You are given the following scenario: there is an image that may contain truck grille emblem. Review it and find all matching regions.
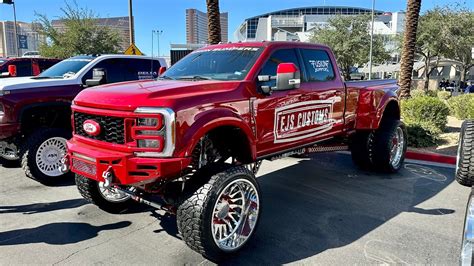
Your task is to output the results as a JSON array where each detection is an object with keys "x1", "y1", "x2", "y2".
[{"x1": 83, "y1": 119, "x2": 101, "y2": 136}]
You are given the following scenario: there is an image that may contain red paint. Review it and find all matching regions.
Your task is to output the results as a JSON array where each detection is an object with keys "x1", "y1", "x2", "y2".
[
  {"x1": 8, "y1": 65, "x2": 16, "y2": 77},
  {"x1": 406, "y1": 150, "x2": 456, "y2": 165},
  {"x1": 66, "y1": 41, "x2": 401, "y2": 186}
]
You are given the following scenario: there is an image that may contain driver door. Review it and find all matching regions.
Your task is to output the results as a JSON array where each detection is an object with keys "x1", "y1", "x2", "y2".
[{"x1": 254, "y1": 48, "x2": 304, "y2": 157}]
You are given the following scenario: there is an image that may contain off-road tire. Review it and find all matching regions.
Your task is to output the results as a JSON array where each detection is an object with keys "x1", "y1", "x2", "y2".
[
  {"x1": 177, "y1": 164, "x2": 261, "y2": 261},
  {"x1": 456, "y1": 120, "x2": 474, "y2": 186},
  {"x1": 350, "y1": 120, "x2": 407, "y2": 173},
  {"x1": 21, "y1": 128, "x2": 72, "y2": 184},
  {"x1": 350, "y1": 131, "x2": 375, "y2": 170},
  {"x1": 75, "y1": 174, "x2": 134, "y2": 214}
]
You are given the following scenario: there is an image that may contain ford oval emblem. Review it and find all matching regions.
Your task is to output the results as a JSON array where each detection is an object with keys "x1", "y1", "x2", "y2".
[{"x1": 83, "y1": 119, "x2": 101, "y2": 136}]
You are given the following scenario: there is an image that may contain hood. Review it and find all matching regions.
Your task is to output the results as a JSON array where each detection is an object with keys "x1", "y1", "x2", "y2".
[
  {"x1": 74, "y1": 79, "x2": 242, "y2": 111},
  {"x1": 0, "y1": 76, "x2": 77, "y2": 93}
]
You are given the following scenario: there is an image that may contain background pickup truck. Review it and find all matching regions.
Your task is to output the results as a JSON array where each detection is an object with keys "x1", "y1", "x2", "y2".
[
  {"x1": 0, "y1": 54, "x2": 167, "y2": 183},
  {"x1": 64, "y1": 41, "x2": 406, "y2": 261},
  {"x1": 0, "y1": 57, "x2": 61, "y2": 78}
]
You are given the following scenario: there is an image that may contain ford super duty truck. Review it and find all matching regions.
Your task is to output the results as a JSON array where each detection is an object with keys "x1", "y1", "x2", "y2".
[
  {"x1": 63, "y1": 42, "x2": 407, "y2": 261},
  {"x1": 0, "y1": 54, "x2": 167, "y2": 183}
]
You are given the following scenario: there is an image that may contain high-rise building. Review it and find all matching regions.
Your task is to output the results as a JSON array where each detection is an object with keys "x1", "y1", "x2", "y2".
[
  {"x1": 0, "y1": 21, "x2": 45, "y2": 57},
  {"x1": 186, "y1": 9, "x2": 228, "y2": 44},
  {"x1": 52, "y1": 16, "x2": 131, "y2": 52}
]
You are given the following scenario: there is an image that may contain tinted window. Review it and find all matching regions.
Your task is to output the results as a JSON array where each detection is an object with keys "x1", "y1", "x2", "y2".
[
  {"x1": 39, "y1": 58, "x2": 92, "y2": 78},
  {"x1": 259, "y1": 49, "x2": 301, "y2": 87},
  {"x1": 82, "y1": 58, "x2": 125, "y2": 84},
  {"x1": 123, "y1": 59, "x2": 161, "y2": 81},
  {"x1": 301, "y1": 49, "x2": 335, "y2": 82},
  {"x1": 165, "y1": 47, "x2": 262, "y2": 81},
  {"x1": 13, "y1": 59, "x2": 33, "y2": 76}
]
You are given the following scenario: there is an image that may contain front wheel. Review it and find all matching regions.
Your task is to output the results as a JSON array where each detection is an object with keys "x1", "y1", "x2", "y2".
[
  {"x1": 177, "y1": 165, "x2": 261, "y2": 261},
  {"x1": 75, "y1": 174, "x2": 135, "y2": 213},
  {"x1": 456, "y1": 120, "x2": 474, "y2": 186},
  {"x1": 21, "y1": 128, "x2": 72, "y2": 184}
]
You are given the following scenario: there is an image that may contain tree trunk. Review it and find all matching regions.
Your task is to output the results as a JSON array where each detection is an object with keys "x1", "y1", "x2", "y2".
[
  {"x1": 399, "y1": 0, "x2": 422, "y2": 99},
  {"x1": 206, "y1": 0, "x2": 221, "y2": 45},
  {"x1": 423, "y1": 53, "x2": 429, "y2": 91}
]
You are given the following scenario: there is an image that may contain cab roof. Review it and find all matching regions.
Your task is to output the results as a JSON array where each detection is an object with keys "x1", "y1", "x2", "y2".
[{"x1": 198, "y1": 41, "x2": 331, "y2": 51}]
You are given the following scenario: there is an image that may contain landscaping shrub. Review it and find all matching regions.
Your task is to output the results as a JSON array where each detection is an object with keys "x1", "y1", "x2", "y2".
[
  {"x1": 437, "y1": 91, "x2": 451, "y2": 101},
  {"x1": 401, "y1": 96, "x2": 449, "y2": 147},
  {"x1": 410, "y1": 89, "x2": 426, "y2": 98},
  {"x1": 447, "y1": 94, "x2": 474, "y2": 120},
  {"x1": 401, "y1": 96, "x2": 450, "y2": 131}
]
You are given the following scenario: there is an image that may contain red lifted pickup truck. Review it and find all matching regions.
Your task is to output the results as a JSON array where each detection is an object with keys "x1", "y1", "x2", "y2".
[{"x1": 64, "y1": 42, "x2": 406, "y2": 260}]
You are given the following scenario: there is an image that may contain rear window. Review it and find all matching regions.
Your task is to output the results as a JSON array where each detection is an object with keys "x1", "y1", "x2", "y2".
[{"x1": 301, "y1": 49, "x2": 335, "y2": 82}]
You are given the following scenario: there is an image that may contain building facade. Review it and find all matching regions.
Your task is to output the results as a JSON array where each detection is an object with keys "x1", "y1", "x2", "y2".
[
  {"x1": 186, "y1": 8, "x2": 228, "y2": 44},
  {"x1": 235, "y1": 6, "x2": 404, "y2": 42},
  {"x1": 0, "y1": 21, "x2": 45, "y2": 57},
  {"x1": 52, "y1": 16, "x2": 131, "y2": 52}
]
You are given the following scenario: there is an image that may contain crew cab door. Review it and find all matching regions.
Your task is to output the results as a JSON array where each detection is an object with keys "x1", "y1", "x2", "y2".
[
  {"x1": 296, "y1": 48, "x2": 346, "y2": 139},
  {"x1": 254, "y1": 48, "x2": 304, "y2": 157}
]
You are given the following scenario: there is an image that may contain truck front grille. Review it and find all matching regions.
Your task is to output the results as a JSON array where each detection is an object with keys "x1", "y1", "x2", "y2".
[{"x1": 74, "y1": 112, "x2": 125, "y2": 144}]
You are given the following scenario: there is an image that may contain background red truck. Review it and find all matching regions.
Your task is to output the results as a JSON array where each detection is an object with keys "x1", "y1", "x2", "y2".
[
  {"x1": 0, "y1": 57, "x2": 61, "y2": 78},
  {"x1": 64, "y1": 41, "x2": 407, "y2": 261}
]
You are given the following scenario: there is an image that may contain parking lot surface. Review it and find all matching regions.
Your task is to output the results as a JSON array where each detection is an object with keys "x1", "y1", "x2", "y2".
[{"x1": 0, "y1": 153, "x2": 469, "y2": 265}]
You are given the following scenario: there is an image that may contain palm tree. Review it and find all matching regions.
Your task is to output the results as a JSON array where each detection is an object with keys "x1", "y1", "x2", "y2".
[
  {"x1": 206, "y1": 0, "x2": 221, "y2": 45},
  {"x1": 399, "y1": 0, "x2": 422, "y2": 99}
]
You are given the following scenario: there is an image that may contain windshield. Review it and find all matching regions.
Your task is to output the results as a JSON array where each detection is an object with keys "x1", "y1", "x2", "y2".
[
  {"x1": 0, "y1": 60, "x2": 6, "y2": 65},
  {"x1": 38, "y1": 58, "x2": 93, "y2": 78},
  {"x1": 164, "y1": 47, "x2": 262, "y2": 81}
]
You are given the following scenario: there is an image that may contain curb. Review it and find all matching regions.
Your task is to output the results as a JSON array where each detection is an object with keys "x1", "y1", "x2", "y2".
[{"x1": 406, "y1": 149, "x2": 456, "y2": 165}]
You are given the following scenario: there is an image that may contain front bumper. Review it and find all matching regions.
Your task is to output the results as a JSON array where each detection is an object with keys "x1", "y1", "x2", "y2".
[
  {"x1": 66, "y1": 138, "x2": 191, "y2": 185},
  {"x1": 0, "y1": 123, "x2": 20, "y2": 139}
]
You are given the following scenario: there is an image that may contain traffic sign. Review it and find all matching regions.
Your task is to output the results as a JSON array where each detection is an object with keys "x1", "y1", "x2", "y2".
[{"x1": 124, "y1": 43, "x2": 143, "y2": 55}]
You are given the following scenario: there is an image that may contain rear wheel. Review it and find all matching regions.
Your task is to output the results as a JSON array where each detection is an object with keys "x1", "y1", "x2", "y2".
[
  {"x1": 177, "y1": 165, "x2": 261, "y2": 261},
  {"x1": 456, "y1": 120, "x2": 474, "y2": 186},
  {"x1": 21, "y1": 128, "x2": 72, "y2": 184},
  {"x1": 75, "y1": 174, "x2": 134, "y2": 213}
]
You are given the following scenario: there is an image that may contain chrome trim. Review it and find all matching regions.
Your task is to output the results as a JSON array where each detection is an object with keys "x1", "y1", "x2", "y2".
[{"x1": 134, "y1": 107, "x2": 176, "y2": 157}]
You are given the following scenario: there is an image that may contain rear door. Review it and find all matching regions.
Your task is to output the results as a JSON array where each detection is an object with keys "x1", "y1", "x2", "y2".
[
  {"x1": 297, "y1": 48, "x2": 346, "y2": 139},
  {"x1": 122, "y1": 58, "x2": 161, "y2": 81}
]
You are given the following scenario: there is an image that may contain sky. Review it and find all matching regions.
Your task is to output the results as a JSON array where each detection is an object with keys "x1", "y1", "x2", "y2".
[{"x1": 0, "y1": 0, "x2": 472, "y2": 56}]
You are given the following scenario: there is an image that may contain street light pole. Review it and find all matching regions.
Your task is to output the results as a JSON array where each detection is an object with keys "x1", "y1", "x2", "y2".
[
  {"x1": 368, "y1": 0, "x2": 375, "y2": 80},
  {"x1": 155, "y1": 30, "x2": 163, "y2": 57},
  {"x1": 128, "y1": 0, "x2": 135, "y2": 44},
  {"x1": 12, "y1": 1, "x2": 19, "y2": 57}
]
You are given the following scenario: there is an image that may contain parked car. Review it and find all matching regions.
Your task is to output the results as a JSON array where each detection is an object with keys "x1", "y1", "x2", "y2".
[
  {"x1": 62, "y1": 42, "x2": 406, "y2": 261},
  {"x1": 0, "y1": 54, "x2": 167, "y2": 183},
  {"x1": 0, "y1": 57, "x2": 61, "y2": 78},
  {"x1": 22, "y1": 51, "x2": 41, "y2": 58}
]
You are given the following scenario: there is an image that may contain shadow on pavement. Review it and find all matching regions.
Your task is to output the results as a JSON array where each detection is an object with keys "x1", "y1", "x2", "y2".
[
  {"x1": 0, "y1": 221, "x2": 131, "y2": 245},
  {"x1": 220, "y1": 153, "x2": 455, "y2": 265},
  {"x1": 0, "y1": 199, "x2": 87, "y2": 214}
]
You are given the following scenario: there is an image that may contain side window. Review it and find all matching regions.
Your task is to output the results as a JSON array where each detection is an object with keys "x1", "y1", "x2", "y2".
[
  {"x1": 301, "y1": 49, "x2": 335, "y2": 82},
  {"x1": 14, "y1": 60, "x2": 32, "y2": 76},
  {"x1": 123, "y1": 59, "x2": 161, "y2": 81},
  {"x1": 82, "y1": 59, "x2": 125, "y2": 84},
  {"x1": 259, "y1": 49, "x2": 300, "y2": 87}
]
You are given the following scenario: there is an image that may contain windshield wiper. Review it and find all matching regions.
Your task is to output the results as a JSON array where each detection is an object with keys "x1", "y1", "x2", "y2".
[
  {"x1": 31, "y1": 76, "x2": 62, "y2": 79},
  {"x1": 176, "y1": 75, "x2": 211, "y2": 81},
  {"x1": 158, "y1": 75, "x2": 175, "y2": 80}
]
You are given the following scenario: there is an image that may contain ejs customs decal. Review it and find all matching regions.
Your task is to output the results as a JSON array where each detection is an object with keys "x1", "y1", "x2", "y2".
[{"x1": 274, "y1": 100, "x2": 336, "y2": 143}]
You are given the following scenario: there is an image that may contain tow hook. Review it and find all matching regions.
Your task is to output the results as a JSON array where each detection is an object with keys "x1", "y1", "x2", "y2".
[
  {"x1": 59, "y1": 155, "x2": 70, "y2": 173},
  {"x1": 102, "y1": 166, "x2": 113, "y2": 188}
]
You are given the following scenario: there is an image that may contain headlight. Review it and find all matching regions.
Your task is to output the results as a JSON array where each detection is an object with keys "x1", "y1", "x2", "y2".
[
  {"x1": 461, "y1": 188, "x2": 474, "y2": 265},
  {"x1": 133, "y1": 107, "x2": 175, "y2": 157}
]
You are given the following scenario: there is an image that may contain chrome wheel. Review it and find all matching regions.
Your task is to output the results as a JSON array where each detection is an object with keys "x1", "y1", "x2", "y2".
[
  {"x1": 389, "y1": 127, "x2": 405, "y2": 168},
  {"x1": 35, "y1": 137, "x2": 67, "y2": 177},
  {"x1": 97, "y1": 182, "x2": 131, "y2": 202},
  {"x1": 461, "y1": 191, "x2": 474, "y2": 265},
  {"x1": 211, "y1": 178, "x2": 260, "y2": 251}
]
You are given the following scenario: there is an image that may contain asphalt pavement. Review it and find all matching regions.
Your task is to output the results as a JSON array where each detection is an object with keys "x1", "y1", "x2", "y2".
[{"x1": 0, "y1": 153, "x2": 469, "y2": 265}]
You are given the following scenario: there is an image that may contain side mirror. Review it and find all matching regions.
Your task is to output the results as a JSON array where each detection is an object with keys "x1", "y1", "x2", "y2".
[
  {"x1": 275, "y1": 63, "x2": 300, "y2": 91},
  {"x1": 158, "y1": 66, "x2": 167, "y2": 76},
  {"x1": 85, "y1": 68, "x2": 107, "y2": 87}
]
